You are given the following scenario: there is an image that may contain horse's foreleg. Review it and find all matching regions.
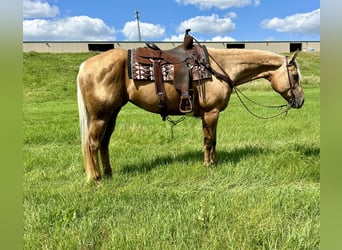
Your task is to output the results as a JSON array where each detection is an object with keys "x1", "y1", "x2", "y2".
[
  {"x1": 100, "y1": 109, "x2": 121, "y2": 177},
  {"x1": 202, "y1": 109, "x2": 219, "y2": 166}
]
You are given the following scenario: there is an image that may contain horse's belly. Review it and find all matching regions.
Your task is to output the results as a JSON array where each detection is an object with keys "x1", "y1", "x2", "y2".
[{"x1": 127, "y1": 81, "x2": 182, "y2": 114}]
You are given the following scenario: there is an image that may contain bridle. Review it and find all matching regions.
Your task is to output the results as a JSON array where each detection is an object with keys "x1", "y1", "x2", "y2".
[{"x1": 285, "y1": 55, "x2": 299, "y2": 109}]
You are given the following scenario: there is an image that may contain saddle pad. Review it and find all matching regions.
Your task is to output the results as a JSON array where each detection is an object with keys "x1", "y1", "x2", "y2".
[
  {"x1": 128, "y1": 49, "x2": 174, "y2": 81},
  {"x1": 128, "y1": 48, "x2": 211, "y2": 81}
]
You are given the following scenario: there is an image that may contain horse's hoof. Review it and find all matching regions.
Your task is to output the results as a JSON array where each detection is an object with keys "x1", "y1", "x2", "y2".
[
  {"x1": 104, "y1": 169, "x2": 113, "y2": 178},
  {"x1": 203, "y1": 162, "x2": 211, "y2": 168},
  {"x1": 203, "y1": 161, "x2": 217, "y2": 168},
  {"x1": 211, "y1": 160, "x2": 218, "y2": 167},
  {"x1": 86, "y1": 175, "x2": 102, "y2": 185}
]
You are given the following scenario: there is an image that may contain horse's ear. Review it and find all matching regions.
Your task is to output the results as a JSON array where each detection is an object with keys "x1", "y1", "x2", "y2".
[{"x1": 289, "y1": 49, "x2": 300, "y2": 62}]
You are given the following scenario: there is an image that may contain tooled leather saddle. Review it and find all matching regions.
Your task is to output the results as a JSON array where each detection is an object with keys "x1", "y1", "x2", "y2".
[{"x1": 128, "y1": 29, "x2": 211, "y2": 120}]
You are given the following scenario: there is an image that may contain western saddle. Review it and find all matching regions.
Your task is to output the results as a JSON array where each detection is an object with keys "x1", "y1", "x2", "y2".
[{"x1": 134, "y1": 29, "x2": 208, "y2": 120}]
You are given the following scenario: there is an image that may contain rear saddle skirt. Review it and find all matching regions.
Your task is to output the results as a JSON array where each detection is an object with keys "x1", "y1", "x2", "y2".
[{"x1": 127, "y1": 35, "x2": 211, "y2": 119}]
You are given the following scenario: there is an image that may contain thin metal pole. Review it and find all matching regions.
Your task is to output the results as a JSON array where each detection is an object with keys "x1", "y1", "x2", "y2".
[{"x1": 135, "y1": 10, "x2": 142, "y2": 41}]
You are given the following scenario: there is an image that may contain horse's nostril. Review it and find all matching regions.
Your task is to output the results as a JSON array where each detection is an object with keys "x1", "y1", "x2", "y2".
[{"x1": 293, "y1": 98, "x2": 304, "y2": 108}]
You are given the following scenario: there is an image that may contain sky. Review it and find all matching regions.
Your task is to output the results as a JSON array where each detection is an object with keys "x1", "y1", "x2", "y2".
[{"x1": 23, "y1": 0, "x2": 320, "y2": 42}]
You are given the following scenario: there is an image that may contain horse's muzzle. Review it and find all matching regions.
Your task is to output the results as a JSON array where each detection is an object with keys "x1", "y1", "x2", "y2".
[{"x1": 290, "y1": 96, "x2": 304, "y2": 109}]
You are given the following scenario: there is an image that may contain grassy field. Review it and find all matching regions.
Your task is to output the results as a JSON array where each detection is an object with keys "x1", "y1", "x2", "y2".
[{"x1": 23, "y1": 51, "x2": 320, "y2": 249}]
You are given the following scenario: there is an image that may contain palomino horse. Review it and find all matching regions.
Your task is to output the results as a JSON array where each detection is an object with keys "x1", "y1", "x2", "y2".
[{"x1": 77, "y1": 47, "x2": 304, "y2": 182}]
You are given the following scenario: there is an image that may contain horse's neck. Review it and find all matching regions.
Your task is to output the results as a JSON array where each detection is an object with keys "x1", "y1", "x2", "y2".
[{"x1": 208, "y1": 48, "x2": 284, "y2": 85}]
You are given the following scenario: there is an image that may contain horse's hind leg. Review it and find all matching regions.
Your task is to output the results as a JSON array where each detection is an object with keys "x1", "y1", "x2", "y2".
[
  {"x1": 100, "y1": 109, "x2": 121, "y2": 177},
  {"x1": 86, "y1": 119, "x2": 107, "y2": 181}
]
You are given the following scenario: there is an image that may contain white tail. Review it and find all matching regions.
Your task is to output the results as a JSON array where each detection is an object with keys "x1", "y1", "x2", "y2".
[{"x1": 77, "y1": 63, "x2": 89, "y2": 157}]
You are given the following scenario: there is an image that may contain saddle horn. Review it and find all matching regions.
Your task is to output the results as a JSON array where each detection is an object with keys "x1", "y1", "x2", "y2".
[{"x1": 183, "y1": 29, "x2": 193, "y2": 50}]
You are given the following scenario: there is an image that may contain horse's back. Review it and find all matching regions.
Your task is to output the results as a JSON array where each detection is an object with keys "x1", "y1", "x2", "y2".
[{"x1": 79, "y1": 48, "x2": 128, "y2": 77}]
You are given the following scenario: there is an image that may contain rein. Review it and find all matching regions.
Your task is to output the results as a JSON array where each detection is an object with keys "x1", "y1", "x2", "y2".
[
  {"x1": 233, "y1": 87, "x2": 291, "y2": 119},
  {"x1": 192, "y1": 36, "x2": 292, "y2": 119}
]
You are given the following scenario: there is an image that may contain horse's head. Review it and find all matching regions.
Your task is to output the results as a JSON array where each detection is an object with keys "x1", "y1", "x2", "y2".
[{"x1": 270, "y1": 50, "x2": 304, "y2": 109}]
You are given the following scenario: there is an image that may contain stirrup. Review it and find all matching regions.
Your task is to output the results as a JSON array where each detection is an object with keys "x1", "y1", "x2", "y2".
[{"x1": 179, "y1": 94, "x2": 193, "y2": 113}]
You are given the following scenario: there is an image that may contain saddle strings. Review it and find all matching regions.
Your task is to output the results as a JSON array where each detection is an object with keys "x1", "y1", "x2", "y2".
[{"x1": 191, "y1": 34, "x2": 291, "y2": 120}]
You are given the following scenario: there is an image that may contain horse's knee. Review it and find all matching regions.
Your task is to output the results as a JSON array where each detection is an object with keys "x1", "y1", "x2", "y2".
[
  {"x1": 203, "y1": 136, "x2": 211, "y2": 147},
  {"x1": 204, "y1": 137, "x2": 216, "y2": 148}
]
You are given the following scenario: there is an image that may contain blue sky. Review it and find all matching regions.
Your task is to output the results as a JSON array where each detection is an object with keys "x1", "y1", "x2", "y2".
[{"x1": 23, "y1": 0, "x2": 320, "y2": 42}]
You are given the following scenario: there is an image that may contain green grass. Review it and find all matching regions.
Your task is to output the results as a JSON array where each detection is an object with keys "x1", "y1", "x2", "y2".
[{"x1": 23, "y1": 52, "x2": 320, "y2": 249}]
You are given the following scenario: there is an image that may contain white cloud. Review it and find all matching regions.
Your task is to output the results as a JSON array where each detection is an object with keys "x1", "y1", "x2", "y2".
[
  {"x1": 164, "y1": 33, "x2": 236, "y2": 42},
  {"x1": 175, "y1": 0, "x2": 260, "y2": 10},
  {"x1": 265, "y1": 37, "x2": 276, "y2": 41},
  {"x1": 23, "y1": 0, "x2": 60, "y2": 19},
  {"x1": 177, "y1": 14, "x2": 235, "y2": 35},
  {"x1": 227, "y1": 12, "x2": 238, "y2": 19},
  {"x1": 260, "y1": 9, "x2": 320, "y2": 35},
  {"x1": 164, "y1": 34, "x2": 185, "y2": 41},
  {"x1": 210, "y1": 35, "x2": 236, "y2": 41},
  {"x1": 23, "y1": 16, "x2": 116, "y2": 41},
  {"x1": 122, "y1": 21, "x2": 165, "y2": 40}
]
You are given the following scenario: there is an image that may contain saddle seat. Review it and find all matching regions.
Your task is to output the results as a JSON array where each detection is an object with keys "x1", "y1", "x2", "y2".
[
  {"x1": 139, "y1": 28, "x2": 194, "y2": 65},
  {"x1": 135, "y1": 44, "x2": 192, "y2": 65}
]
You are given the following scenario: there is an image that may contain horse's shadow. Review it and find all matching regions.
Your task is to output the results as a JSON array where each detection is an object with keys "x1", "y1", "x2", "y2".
[
  {"x1": 293, "y1": 143, "x2": 320, "y2": 157},
  {"x1": 119, "y1": 145, "x2": 266, "y2": 175}
]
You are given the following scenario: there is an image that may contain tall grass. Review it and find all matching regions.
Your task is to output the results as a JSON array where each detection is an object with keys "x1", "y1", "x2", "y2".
[{"x1": 23, "y1": 51, "x2": 320, "y2": 249}]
